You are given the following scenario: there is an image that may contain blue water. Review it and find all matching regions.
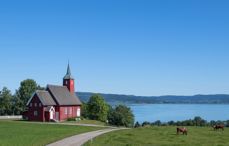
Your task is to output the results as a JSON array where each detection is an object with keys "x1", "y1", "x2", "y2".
[{"x1": 129, "y1": 104, "x2": 229, "y2": 123}]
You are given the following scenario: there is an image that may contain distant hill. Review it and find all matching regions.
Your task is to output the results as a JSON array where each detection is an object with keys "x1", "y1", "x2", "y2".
[{"x1": 76, "y1": 92, "x2": 229, "y2": 105}]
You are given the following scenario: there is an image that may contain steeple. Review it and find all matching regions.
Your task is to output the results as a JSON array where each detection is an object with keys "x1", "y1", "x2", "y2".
[
  {"x1": 63, "y1": 63, "x2": 75, "y2": 94},
  {"x1": 63, "y1": 62, "x2": 74, "y2": 80}
]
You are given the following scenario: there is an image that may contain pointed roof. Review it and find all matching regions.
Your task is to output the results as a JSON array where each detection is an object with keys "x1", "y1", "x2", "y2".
[
  {"x1": 26, "y1": 90, "x2": 56, "y2": 106},
  {"x1": 47, "y1": 85, "x2": 81, "y2": 105},
  {"x1": 63, "y1": 63, "x2": 74, "y2": 80},
  {"x1": 26, "y1": 85, "x2": 82, "y2": 106}
]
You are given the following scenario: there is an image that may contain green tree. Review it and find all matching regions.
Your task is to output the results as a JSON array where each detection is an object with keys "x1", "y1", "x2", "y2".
[
  {"x1": 134, "y1": 122, "x2": 141, "y2": 128},
  {"x1": 81, "y1": 102, "x2": 89, "y2": 119},
  {"x1": 87, "y1": 94, "x2": 109, "y2": 122},
  {"x1": 108, "y1": 105, "x2": 134, "y2": 127},
  {"x1": 193, "y1": 117, "x2": 207, "y2": 126},
  {"x1": 0, "y1": 87, "x2": 13, "y2": 115},
  {"x1": 14, "y1": 79, "x2": 39, "y2": 114},
  {"x1": 154, "y1": 120, "x2": 162, "y2": 126},
  {"x1": 142, "y1": 121, "x2": 151, "y2": 127}
]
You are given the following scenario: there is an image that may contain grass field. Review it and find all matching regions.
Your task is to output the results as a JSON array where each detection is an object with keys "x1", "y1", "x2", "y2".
[
  {"x1": 84, "y1": 126, "x2": 229, "y2": 146},
  {"x1": 0, "y1": 120, "x2": 103, "y2": 146},
  {"x1": 64, "y1": 119, "x2": 107, "y2": 126}
]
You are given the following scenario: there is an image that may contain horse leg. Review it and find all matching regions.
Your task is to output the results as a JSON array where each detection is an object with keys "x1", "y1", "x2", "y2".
[{"x1": 177, "y1": 129, "x2": 179, "y2": 135}]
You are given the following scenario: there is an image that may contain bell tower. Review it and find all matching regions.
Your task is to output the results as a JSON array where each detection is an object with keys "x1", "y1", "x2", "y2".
[{"x1": 63, "y1": 63, "x2": 75, "y2": 94}]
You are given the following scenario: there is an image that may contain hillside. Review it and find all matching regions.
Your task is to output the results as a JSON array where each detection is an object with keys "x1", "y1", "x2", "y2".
[{"x1": 76, "y1": 92, "x2": 229, "y2": 105}]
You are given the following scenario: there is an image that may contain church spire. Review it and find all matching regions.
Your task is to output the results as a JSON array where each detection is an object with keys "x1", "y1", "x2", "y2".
[
  {"x1": 67, "y1": 62, "x2": 71, "y2": 75},
  {"x1": 63, "y1": 62, "x2": 75, "y2": 93},
  {"x1": 63, "y1": 62, "x2": 74, "y2": 80}
]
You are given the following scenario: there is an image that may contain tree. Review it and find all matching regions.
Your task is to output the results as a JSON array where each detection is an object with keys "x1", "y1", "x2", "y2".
[
  {"x1": 14, "y1": 79, "x2": 39, "y2": 114},
  {"x1": 87, "y1": 94, "x2": 109, "y2": 122},
  {"x1": 226, "y1": 120, "x2": 229, "y2": 127},
  {"x1": 142, "y1": 121, "x2": 151, "y2": 127},
  {"x1": 108, "y1": 105, "x2": 135, "y2": 127},
  {"x1": 0, "y1": 87, "x2": 13, "y2": 115},
  {"x1": 210, "y1": 120, "x2": 217, "y2": 126},
  {"x1": 81, "y1": 102, "x2": 89, "y2": 119},
  {"x1": 134, "y1": 122, "x2": 141, "y2": 128},
  {"x1": 194, "y1": 116, "x2": 202, "y2": 126},
  {"x1": 193, "y1": 116, "x2": 207, "y2": 126},
  {"x1": 168, "y1": 121, "x2": 175, "y2": 126},
  {"x1": 154, "y1": 120, "x2": 162, "y2": 126}
]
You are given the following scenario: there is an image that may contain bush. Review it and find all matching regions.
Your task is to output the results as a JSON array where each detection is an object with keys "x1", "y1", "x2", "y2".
[
  {"x1": 81, "y1": 102, "x2": 89, "y2": 119},
  {"x1": 142, "y1": 121, "x2": 151, "y2": 127},
  {"x1": 108, "y1": 105, "x2": 134, "y2": 127},
  {"x1": 87, "y1": 94, "x2": 109, "y2": 122},
  {"x1": 134, "y1": 122, "x2": 141, "y2": 128},
  {"x1": 67, "y1": 117, "x2": 76, "y2": 121}
]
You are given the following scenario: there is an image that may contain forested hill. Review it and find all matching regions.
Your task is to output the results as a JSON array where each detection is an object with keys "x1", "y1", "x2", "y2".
[{"x1": 76, "y1": 92, "x2": 229, "y2": 105}]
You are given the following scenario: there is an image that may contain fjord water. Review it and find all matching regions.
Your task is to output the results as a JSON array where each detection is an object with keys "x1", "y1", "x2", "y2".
[{"x1": 130, "y1": 104, "x2": 229, "y2": 123}]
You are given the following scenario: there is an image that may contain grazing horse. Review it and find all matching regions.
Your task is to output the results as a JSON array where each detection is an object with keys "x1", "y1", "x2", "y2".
[
  {"x1": 213, "y1": 125, "x2": 224, "y2": 131},
  {"x1": 177, "y1": 127, "x2": 188, "y2": 135}
]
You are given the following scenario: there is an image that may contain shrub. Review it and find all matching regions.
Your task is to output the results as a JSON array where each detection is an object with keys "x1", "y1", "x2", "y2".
[
  {"x1": 134, "y1": 122, "x2": 141, "y2": 128},
  {"x1": 67, "y1": 117, "x2": 76, "y2": 121},
  {"x1": 87, "y1": 94, "x2": 109, "y2": 122},
  {"x1": 142, "y1": 121, "x2": 151, "y2": 127},
  {"x1": 108, "y1": 105, "x2": 134, "y2": 127}
]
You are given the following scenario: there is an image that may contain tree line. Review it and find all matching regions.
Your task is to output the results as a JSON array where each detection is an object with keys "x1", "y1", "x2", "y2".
[
  {"x1": 135, "y1": 116, "x2": 229, "y2": 128},
  {"x1": 0, "y1": 79, "x2": 44, "y2": 115}
]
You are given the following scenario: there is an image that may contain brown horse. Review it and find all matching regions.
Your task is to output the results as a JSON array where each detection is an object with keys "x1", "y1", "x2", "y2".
[
  {"x1": 177, "y1": 127, "x2": 188, "y2": 135},
  {"x1": 213, "y1": 125, "x2": 224, "y2": 131}
]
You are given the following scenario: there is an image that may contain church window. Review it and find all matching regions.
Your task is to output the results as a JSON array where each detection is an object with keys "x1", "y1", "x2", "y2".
[{"x1": 34, "y1": 111, "x2": 38, "y2": 116}]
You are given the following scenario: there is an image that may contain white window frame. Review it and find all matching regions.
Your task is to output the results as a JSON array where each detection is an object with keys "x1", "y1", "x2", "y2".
[
  {"x1": 34, "y1": 103, "x2": 37, "y2": 107},
  {"x1": 34, "y1": 111, "x2": 38, "y2": 116},
  {"x1": 77, "y1": 108, "x2": 81, "y2": 117},
  {"x1": 30, "y1": 103, "x2": 32, "y2": 107},
  {"x1": 39, "y1": 103, "x2": 42, "y2": 107}
]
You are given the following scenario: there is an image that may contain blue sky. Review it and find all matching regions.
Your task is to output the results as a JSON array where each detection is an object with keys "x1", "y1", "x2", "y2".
[{"x1": 0, "y1": 0, "x2": 229, "y2": 96}]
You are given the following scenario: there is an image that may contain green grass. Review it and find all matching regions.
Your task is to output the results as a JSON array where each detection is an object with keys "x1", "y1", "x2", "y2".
[
  {"x1": 0, "y1": 120, "x2": 104, "y2": 146},
  {"x1": 84, "y1": 126, "x2": 229, "y2": 146},
  {"x1": 65, "y1": 119, "x2": 107, "y2": 126}
]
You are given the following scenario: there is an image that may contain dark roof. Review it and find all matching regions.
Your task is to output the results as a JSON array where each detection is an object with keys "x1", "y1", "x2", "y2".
[
  {"x1": 36, "y1": 91, "x2": 56, "y2": 106},
  {"x1": 44, "y1": 106, "x2": 55, "y2": 112},
  {"x1": 63, "y1": 63, "x2": 74, "y2": 80},
  {"x1": 47, "y1": 85, "x2": 82, "y2": 106}
]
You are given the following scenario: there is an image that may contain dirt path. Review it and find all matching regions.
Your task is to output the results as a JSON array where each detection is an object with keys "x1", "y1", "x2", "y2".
[{"x1": 46, "y1": 128, "x2": 126, "y2": 146}]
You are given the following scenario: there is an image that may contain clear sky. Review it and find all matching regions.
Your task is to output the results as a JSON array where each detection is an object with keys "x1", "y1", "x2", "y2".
[{"x1": 0, "y1": 0, "x2": 229, "y2": 96}]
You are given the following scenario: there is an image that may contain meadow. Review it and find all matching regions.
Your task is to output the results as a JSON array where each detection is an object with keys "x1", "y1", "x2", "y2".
[
  {"x1": 84, "y1": 126, "x2": 229, "y2": 146},
  {"x1": 0, "y1": 120, "x2": 103, "y2": 146}
]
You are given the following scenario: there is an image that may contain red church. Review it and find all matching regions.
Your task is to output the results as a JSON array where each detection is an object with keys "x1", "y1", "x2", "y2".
[{"x1": 25, "y1": 64, "x2": 82, "y2": 122}]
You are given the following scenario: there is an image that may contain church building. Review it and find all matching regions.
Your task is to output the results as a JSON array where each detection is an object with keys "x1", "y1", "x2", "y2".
[{"x1": 25, "y1": 64, "x2": 82, "y2": 122}]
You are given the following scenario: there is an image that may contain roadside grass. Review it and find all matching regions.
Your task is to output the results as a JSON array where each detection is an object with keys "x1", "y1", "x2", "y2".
[
  {"x1": 64, "y1": 119, "x2": 107, "y2": 126},
  {"x1": 0, "y1": 120, "x2": 104, "y2": 146},
  {"x1": 84, "y1": 126, "x2": 229, "y2": 146}
]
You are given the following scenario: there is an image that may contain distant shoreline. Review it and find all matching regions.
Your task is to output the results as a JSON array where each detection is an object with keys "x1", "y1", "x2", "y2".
[{"x1": 77, "y1": 92, "x2": 229, "y2": 105}]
